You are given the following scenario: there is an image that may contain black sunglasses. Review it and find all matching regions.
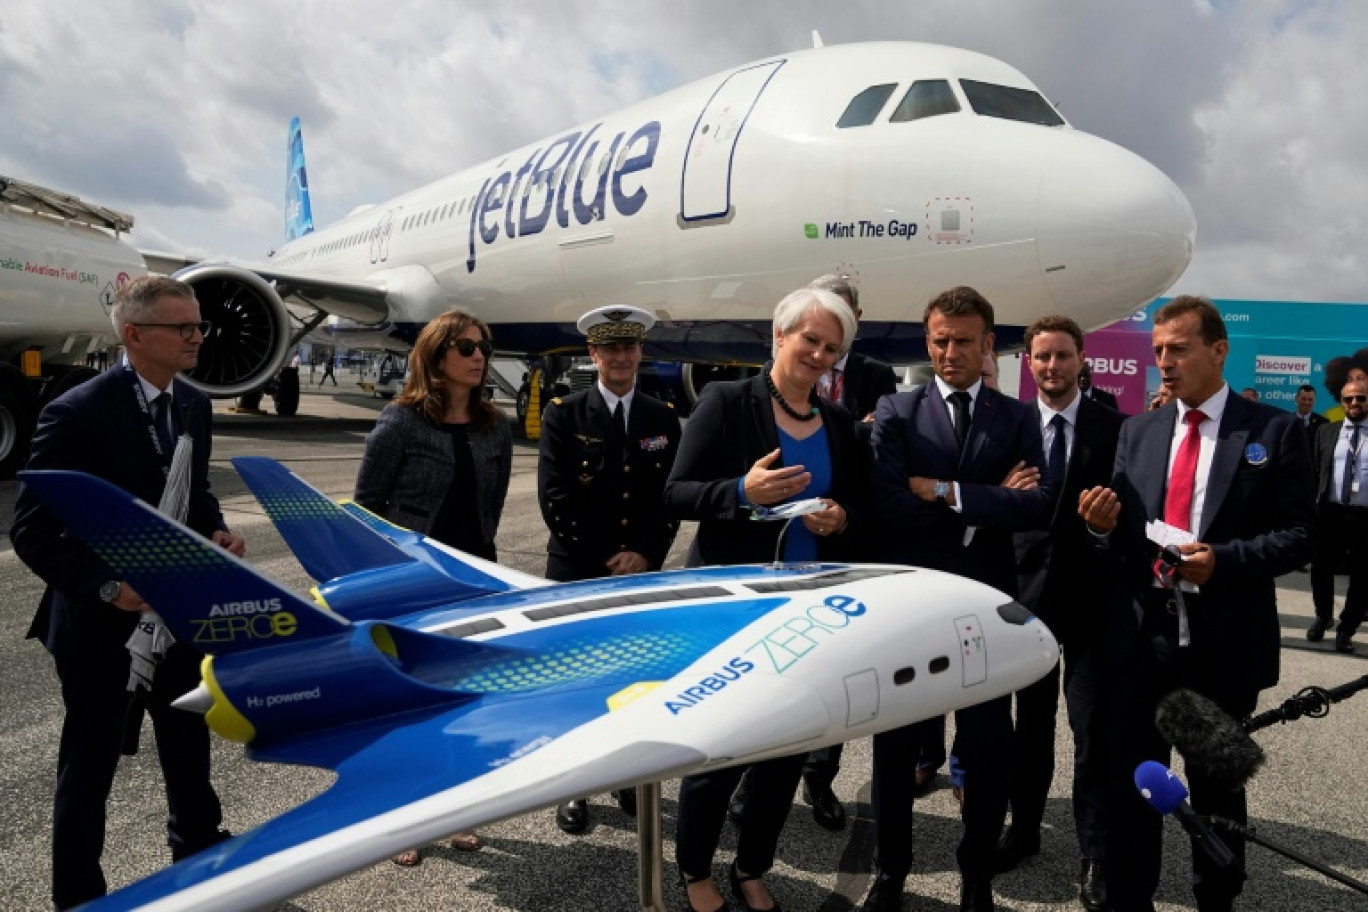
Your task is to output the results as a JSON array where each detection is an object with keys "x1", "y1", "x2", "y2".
[
  {"x1": 446, "y1": 337, "x2": 492, "y2": 358},
  {"x1": 131, "y1": 320, "x2": 212, "y2": 341},
  {"x1": 1344, "y1": 395, "x2": 1367, "y2": 404}
]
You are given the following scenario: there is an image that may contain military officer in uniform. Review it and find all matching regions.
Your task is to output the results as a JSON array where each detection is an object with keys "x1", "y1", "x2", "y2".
[{"x1": 538, "y1": 304, "x2": 682, "y2": 832}]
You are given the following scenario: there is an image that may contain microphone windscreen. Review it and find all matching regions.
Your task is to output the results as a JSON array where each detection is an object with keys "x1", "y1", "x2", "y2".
[
  {"x1": 1134, "y1": 760, "x2": 1188, "y2": 814},
  {"x1": 1155, "y1": 688, "x2": 1265, "y2": 791}
]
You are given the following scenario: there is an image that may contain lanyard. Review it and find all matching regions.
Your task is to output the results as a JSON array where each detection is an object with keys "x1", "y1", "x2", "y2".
[{"x1": 123, "y1": 364, "x2": 173, "y2": 472}]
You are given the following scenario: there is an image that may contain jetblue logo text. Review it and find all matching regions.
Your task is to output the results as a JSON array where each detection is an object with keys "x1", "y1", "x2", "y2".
[
  {"x1": 467, "y1": 120, "x2": 661, "y2": 273},
  {"x1": 747, "y1": 594, "x2": 867, "y2": 674},
  {"x1": 663, "y1": 657, "x2": 756, "y2": 715}
]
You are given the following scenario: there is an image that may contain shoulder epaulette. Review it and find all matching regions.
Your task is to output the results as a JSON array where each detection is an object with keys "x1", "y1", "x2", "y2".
[{"x1": 551, "y1": 397, "x2": 563, "y2": 406}]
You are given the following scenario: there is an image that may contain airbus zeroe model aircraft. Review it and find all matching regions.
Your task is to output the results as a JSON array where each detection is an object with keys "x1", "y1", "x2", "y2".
[
  {"x1": 164, "y1": 39, "x2": 1194, "y2": 409},
  {"x1": 20, "y1": 457, "x2": 1060, "y2": 911}
]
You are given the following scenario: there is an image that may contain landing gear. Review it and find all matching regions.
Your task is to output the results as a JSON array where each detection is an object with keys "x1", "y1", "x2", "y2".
[{"x1": 273, "y1": 367, "x2": 300, "y2": 416}]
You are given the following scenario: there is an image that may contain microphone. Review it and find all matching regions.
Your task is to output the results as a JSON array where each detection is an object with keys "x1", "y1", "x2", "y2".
[
  {"x1": 1155, "y1": 688, "x2": 1264, "y2": 791},
  {"x1": 1134, "y1": 761, "x2": 1239, "y2": 871}
]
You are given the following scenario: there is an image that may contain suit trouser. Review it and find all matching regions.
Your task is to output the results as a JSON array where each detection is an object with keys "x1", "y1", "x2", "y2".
[
  {"x1": 1105, "y1": 594, "x2": 1256, "y2": 912},
  {"x1": 1309, "y1": 502, "x2": 1368, "y2": 635},
  {"x1": 1007, "y1": 633, "x2": 1108, "y2": 860},
  {"x1": 51, "y1": 635, "x2": 224, "y2": 910},
  {"x1": 801, "y1": 743, "x2": 843, "y2": 792},
  {"x1": 675, "y1": 753, "x2": 806, "y2": 879},
  {"x1": 871, "y1": 695, "x2": 1012, "y2": 881}
]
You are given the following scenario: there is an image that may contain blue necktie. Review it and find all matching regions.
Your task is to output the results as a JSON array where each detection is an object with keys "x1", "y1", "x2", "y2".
[
  {"x1": 949, "y1": 391, "x2": 972, "y2": 455},
  {"x1": 1047, "y1": 413, "x2": 1068, "y2": 487},
  {"x1": 152, "y1": 392, "x2": 176, "y2": 456}
]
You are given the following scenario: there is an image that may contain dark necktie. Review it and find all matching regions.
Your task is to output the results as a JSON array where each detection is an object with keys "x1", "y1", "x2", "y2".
[
  {"x1": 611, "y1": 400, "x2": 627, "y2": 450},
  {"x1": 1343, "y1": 424, "x2": 1362, "y2": 505},
  {"x1": 1046, "y1": 413, "x2": 1068, "y2": 487},
  {"x1": 1164, "y1": 409, "x2": 1206, "y2": 532},
  {"x1": 151, "y1": 392, "x2": 176, "y2": 456},
  {"x1": 948, "y1": 391, "x2": 972, "y2": 455}
]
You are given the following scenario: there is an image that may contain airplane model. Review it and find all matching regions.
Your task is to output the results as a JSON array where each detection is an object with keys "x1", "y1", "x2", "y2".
[
  {"x1": 19, "y1": 457, "x2": 1060, "y2": 911},
  {"x1": 162, "y1": 39, "x2": 1194, "y2": 409}
]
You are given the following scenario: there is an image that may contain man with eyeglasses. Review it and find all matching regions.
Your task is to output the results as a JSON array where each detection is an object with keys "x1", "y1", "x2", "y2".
[
  {"x1": 11, "y1": 276, "x2": 243, "y2": 910},
  {"x1": 537, "y1": 304, "x2": 681, "y2": 834},
  {"x1": 1309, "y1": 379, "x2": 1368, "y2": 652}
]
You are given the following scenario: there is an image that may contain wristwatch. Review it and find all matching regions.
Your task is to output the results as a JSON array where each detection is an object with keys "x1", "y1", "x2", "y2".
[
  {"x1": 933, "y1": 480, "x2": 951, "y2": 504},
  {"x1": 98, "y1": 580, "x2": 122, "y2": 603}
]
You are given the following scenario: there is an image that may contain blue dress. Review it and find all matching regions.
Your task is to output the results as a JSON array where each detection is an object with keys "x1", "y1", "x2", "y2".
[{"x1": 776, "y1": 425, "x2": 831, "y2": 561}]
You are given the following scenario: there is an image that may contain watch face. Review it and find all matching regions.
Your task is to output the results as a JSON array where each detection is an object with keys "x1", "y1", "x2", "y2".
[{"x1": 99, "y1": 581, "x2": 121, "y2": 602}]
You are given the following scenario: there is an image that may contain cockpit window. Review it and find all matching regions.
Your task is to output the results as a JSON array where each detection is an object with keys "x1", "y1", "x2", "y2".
[
  {"x1": 889, "y1": 80, "x2": 961, "y2": 123},
  {"x1": 959, "y1": 80, "x2": 1065, "y2": 126},
  {"x1": 837, "y1": 83, "x2": 898, "y2": 128}
]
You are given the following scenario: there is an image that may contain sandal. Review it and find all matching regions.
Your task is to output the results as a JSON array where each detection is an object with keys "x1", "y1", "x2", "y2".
[
  {"x1": 391, "y1": 848, "x2": 422, "y2": 867},
  {"x1": 441, "y1": 831, "x2": 483, "y2": 852}
]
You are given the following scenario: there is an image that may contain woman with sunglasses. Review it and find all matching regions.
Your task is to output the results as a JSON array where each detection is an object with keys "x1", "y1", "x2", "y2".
[{"x1": 354, "y1": 308, "x2": 511, "y2": 864}]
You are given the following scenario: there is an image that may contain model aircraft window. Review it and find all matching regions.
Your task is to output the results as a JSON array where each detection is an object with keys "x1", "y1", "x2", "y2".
[
  {"x1": 743, "y1": 567, "x2": 913, "y2": 593},
  {"x1": 893, "y1": 667, "x2": 916, "y2": 685},
  {"x1": 928, "y1": 656, "x2": 950, "y2": 673},
  {"x1": 889, "y1": 80, "x2": 960, "y2": 122},
  {"x1": 522, "y1": 585, "x2": 732, "y2": 622},
  {"x1": 959, "y1": 80, "x2": 1065, "y2": 126},
  {"x1": 836, "y1": 83, "x2": 898, "y2": 128},
  {"x1": 435, "y1": 617, "x2": 507, "y2": 639}
]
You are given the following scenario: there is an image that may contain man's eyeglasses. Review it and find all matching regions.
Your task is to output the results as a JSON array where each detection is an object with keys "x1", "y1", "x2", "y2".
[
  {"x1": 1343, "y1": 395, "x2": 1367, "y2": 404},
  {"x1": 132, "y1": 321, "x2": 211, "y2": 341},
  {"x1": 446, "y1": 338, "x2": 492, "y2": 358}
]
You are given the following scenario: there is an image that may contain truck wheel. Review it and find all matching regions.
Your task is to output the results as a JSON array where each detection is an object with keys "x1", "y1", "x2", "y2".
[
  {"x1": 273, "y1": 367, "x2": 300, "y2": 417},
  {"x1": 39, "y1": 366, "x2": 99, "y2": 408},
  {"x1": 0, "y1": 369, "x2": 35, "y2": 479}
]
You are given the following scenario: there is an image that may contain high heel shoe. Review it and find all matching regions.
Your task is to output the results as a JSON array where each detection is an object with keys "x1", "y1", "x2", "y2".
[
  {"x1": 729, "y1": 863, "x2": 782, "y2": 912},
  {"x1": 680, "y1": 872, "x2": 731, "y2": 912}
]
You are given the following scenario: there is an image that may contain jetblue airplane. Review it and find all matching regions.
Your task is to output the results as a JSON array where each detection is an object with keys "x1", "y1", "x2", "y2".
[
  {"x1": 20, "y1": 458, "x2": 1060, "y2": 910},
  {"x1": 160, "y1": 39, "x2": 1195, "y2": 404}
]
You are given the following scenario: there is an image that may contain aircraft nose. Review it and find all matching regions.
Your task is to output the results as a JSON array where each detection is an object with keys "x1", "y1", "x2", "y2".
[{"x1": 1035, "y1": 134, "x2": 1196, "y2": 321}]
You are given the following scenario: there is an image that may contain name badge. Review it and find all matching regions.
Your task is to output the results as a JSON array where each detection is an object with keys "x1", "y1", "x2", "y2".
[
  {"x1": 1244, "y1": 442, "x2": 1268, "y2": 466},
  {"x1": 640, "y1": 435, "x2": 669, "y2": 451}
]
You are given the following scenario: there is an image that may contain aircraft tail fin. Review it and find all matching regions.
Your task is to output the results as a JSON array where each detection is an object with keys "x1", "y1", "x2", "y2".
[
  {"x1": 285, "y1": 116, "x2": 315, "y2": 242},
  {"x1": 231, "y1": 456, "x2": 411, "y2": 582},
  {"x1": 18, "y1": 470, "x2": 348, "y2": 655}
]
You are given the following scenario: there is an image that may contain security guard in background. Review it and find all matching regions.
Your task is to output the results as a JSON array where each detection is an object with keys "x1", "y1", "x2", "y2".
[{"x1": 538, "y1": 304, "x2": 682, "y2": 833}]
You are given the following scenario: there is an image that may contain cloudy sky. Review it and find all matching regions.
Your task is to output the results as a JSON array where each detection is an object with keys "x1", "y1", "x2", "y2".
[{"x1": 2, "y1": 0, "x2": 1365, "y2": 302}]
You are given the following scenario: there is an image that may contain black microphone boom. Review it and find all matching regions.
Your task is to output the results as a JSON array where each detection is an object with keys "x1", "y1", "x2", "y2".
[
  {"x1": 1243, "y1": 675, "x2": 1368, "y2": 733},
  {"x1": 1155, "y1": 689, "x2": 1265, "y2": 791}
]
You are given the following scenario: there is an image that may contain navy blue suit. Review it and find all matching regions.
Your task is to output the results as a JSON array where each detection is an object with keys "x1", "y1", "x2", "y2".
[
  {"x1": 868, "y1": 382, "x2": 1054, "y2": 882},
  {"x1": 11, "y1": 368, "x2": 229, "y2": 910},
  {"x1": 1101, "y1": 391, "x2": 1314, "y2": 911}
]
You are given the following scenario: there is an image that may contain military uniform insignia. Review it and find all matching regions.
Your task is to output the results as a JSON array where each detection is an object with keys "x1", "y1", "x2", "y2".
[
  {"x1": 575, "y1": 434, "x2": 603, "y2": 445},
  {"x1": 640, "y1": 435, "x2": 670, "y2": 451}
]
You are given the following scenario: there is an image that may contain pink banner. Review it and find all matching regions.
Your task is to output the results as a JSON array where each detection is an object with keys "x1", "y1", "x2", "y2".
[{"x1": 1018, "y1": 330, "x2": 1154, "y2": 414}]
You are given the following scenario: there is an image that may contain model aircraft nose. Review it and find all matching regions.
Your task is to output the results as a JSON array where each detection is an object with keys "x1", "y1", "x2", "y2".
[{"x1": 1035, "y1": 134, "x2": 1196, "y2": 323}]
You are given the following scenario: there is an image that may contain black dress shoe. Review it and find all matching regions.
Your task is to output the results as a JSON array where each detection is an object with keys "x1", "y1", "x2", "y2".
[
  {"x1": 860, "y1": 874, "x2": 905, "y2": 912},
  {"x1": 801, "y1": 780, "x2": 846, "y2": 831},
  {"x1": 1336, "y1": 634, "x2": 1356, "y2": 654},
  {"x1": 729, "y1": 864, "x2": 782, "y2": 912},
  {"x1": 555, "y1": 799, "x2": 588, "y2": 834},
  {"x1": 991, "y1": 826, "x2": 1040, "y2": 873},
  {"x1": 913, "y1": 766, "x2": 936, "y2": 797},
  {"x1": 1307, "y1": 616, "x2": 1334, "y2": 641},
  {"x1": 959, "y1": 877, "x2": 994, "y2": 912},
  {"x1": 1079, "y1": 858, "x2": 1109, "y2": 911},
  {"x1": 680, "y1": 874, "x2": 731, "y2": 912},
  {"x1": 613, "y1": 787, "x2": 637, "y2": 817}
]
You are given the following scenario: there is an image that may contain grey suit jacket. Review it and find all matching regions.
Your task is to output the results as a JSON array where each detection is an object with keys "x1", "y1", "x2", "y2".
[{"x1": 354, "y1": 402, "x2": 512, "y2": 546}]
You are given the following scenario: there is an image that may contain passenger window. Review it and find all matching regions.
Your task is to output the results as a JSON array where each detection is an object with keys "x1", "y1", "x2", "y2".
[
  {"x1": 889, "y1": 80, "x2": 960, "y2": 122},
  {"x1": 959, "y1": 80, "x2": 1065, "y2": 126},
  {"x1": 837, "y1": 83, "x2": 898, "y2": 128}
]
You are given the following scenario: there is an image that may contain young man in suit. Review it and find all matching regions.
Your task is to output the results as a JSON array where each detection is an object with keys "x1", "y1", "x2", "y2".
[
  {"x1": 864, "y1": 286, "x2": 1055, "y2": 912},
  {"x1": 1079, "y1": 296, "x2": 1315, "y2": 912},
  {"x1": 537, "y1": 304, "x2": 681, "y2": 832},
  {"x1": 1295, "y1": 383, "x2": 1329, "y2": 438},
  {"x1": 997, "y1": 316, "x2": 1123, "y2": 911},
  {"x1": 1308, "y1": 379, "x2": 1368, "y2": 650},
  {"x1": 11, "y1": 276, "x2": 244, "y2": 910}
]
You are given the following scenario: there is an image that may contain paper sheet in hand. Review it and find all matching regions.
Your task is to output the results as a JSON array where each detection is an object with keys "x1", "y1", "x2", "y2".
[{"x1": 1145, "y1": 519, "x2": 1197, "y2": 553}]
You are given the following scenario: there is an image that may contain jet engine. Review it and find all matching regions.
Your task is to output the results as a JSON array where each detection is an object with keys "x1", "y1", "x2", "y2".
[{"x1": 171, "y1": 264, "x2": 293, "y2": 397}]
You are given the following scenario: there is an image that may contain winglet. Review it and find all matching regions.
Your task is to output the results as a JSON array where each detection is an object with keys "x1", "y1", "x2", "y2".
[
  {"x1": 285, "y1": 116, "x2": 315, "y2": 242},
  {"x1": 18, "y1": 470, "x2": 347, "y2": 655}
]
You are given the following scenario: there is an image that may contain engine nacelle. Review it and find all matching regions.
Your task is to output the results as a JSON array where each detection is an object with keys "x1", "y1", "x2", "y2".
[
  {"x1": 171, "y1": 264, "x2": 293, "y2": 397},
  {"x1": 635, "y1": 362, "x2": 759, "y2": 416}
]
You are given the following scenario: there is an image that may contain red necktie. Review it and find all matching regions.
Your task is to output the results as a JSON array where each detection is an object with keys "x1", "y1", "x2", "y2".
[{"x1": 1164, "y1": 409, "x2": 1206, "y2": 532}]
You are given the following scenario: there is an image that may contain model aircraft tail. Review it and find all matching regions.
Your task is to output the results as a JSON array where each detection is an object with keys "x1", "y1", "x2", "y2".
[
  {"x1": 285, "y1": 116, "x2": 314, "y2": 242},
  {"x1": 232, "y1": 456, "x2": 545, "y2": 621},
  {"x1": 17, "y1": 469, "x2": 348, "y2": 655}
]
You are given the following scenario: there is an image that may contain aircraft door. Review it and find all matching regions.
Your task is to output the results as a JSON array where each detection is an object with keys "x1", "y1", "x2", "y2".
[
  {"x1": 370, "y1": 208, "x2": 400, "y2": 264},
  {"x1": 955, "y1": 614, "x2": 988, "y2": 687},
  {"x1": 679, "y1": 59, "x2": 786, "y2": 224}
]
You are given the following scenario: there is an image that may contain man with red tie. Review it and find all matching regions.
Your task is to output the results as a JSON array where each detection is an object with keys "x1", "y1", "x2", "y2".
[{"x1": 1079, "y1": 296, "x2": 1315, "y2": 912}]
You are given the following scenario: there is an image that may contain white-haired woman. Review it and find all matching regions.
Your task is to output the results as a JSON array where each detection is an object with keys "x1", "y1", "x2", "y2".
[{"x1": 663, "y1": 288, "x2": 865, "y2": 912}]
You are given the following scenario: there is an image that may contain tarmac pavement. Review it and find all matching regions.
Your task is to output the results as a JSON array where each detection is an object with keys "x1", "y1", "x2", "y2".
[{"x1": 0, "y1": 383, "x2": 1364, "y2": 910}]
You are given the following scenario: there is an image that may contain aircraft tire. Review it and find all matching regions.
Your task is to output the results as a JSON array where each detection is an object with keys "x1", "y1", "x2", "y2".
[
  {"x1": 273, "y1": 367, "x2": 300, "y2": 416},
  {"x1": 236, "y1": 389, "x2": 265, "y2": 411},
  {"x1": 0, "y1": 367, "x2": 35, "y2": 479},
  {"x1": 39, "y1": 366, "x2": 99, "y2": 408},
  {"x1": 516, "y1": 384, "x2": 530, "y2": 423}
]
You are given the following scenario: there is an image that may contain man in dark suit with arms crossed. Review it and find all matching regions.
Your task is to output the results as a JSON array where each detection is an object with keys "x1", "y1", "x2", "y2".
[
  {"x1": 1307, "y1": 378, "x2": 1367, "y2": 650},
  {"x1": 1079, "y1": 296, "x2": 1314, "y2": 912},
  {"x1": 12, "y1": 276, "x2": 244, "y2": 910},
  {"x1": 996, "y1": 316, "x2": 1123, "y2": 911},
  {"x1": 864, "y1": 286, "x2": 1055, "y2": 912}
]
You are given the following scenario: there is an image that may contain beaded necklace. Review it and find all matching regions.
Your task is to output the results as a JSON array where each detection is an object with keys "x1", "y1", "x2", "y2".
[{"x1": 765, "y1": 371, "x2": 818, "y2": 422}]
